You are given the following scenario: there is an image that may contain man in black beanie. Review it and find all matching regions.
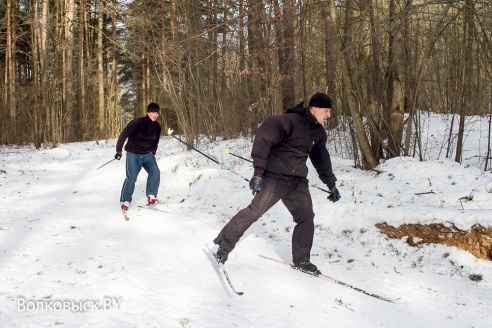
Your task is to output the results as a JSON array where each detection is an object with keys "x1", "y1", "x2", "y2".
[
  {"x1": 115, "y1": 102, "x2": 162, "y2": 210},
  {"x1": 213, "y1": 92, "x2": 340, "y2": 275}
]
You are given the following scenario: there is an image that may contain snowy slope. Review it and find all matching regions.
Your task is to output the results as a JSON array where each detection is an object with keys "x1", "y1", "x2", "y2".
[{"x1": 1, "y1": 127, "x2": 491, "y2": 327}]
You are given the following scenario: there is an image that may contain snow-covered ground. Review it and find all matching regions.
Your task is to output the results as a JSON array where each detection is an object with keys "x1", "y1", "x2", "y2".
[{"x1": 1, "y1": 113, "x2": 491, "y2": 327}]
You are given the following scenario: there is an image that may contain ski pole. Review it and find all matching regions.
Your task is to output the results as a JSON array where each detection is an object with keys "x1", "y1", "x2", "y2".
[
  {"x1": 168, "y1": 128, "x2": 250, "y2": 182},
  {"x1": 167, "y1": 128, "x2": 220, "y2": 164},
  {"x1": 224, "y1": 147, "x2": 330, "y2": 194},
  {"x1": 96, "y1": 158, "x2": 116, "y2": 170},
  {"x1": 310, "y1": 185, "x2": 330, "y2": 193},
  {"x1": 224, "y1": 148, "x2": 253, "y2": 163}
]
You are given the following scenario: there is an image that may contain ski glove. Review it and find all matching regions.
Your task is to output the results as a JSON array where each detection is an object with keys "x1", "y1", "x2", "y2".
[
  {"x1": 115, "y1": 152, "x2": 122, "y2": 160},
  {"x1": 327, "y1": 186, "x2": 341, "y2": 202},
  {"x1": 249, "y1": 168, "x2": 264, "y2": 195}
]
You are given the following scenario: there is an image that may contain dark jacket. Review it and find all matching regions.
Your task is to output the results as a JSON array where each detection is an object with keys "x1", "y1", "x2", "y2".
[
  {"x1": 251, "y1": 104, "x2": 337, "y2": 187},
  {"x1": 116, "y1": 116, "x2": 162, "y2": 155}
]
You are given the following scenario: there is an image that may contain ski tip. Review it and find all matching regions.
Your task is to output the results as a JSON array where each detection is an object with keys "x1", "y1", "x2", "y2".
[
  {"x1": 121, "y1": 208, "x2": 130, "y2": 221},
  {"x1": 236, "y1": 291, "x2": 244, "y2": 296}
]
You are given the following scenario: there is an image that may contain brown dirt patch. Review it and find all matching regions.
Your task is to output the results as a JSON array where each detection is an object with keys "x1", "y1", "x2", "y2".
[{"x1": 376, "y1": 223, "x2": 492, "y2": 260}]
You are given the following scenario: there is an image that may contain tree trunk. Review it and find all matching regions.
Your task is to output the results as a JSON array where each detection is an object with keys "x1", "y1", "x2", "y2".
[
  {"x1": 77, "y1": 0, "x2": 87, "y2": 140},
  {"x1": 31, "y1": 0, "x2": 41, "y2": 148},
  {"x1": 109, "y1": 0, "x2": 118, "y2": 138},
  {"x1": 360, "y1": 0, "x2": 383, "y2": 158},
  {"x1": 275, "y1": 0, "x2": 296, "y2": 109},
  {"x1": 140, "y1": 51, "x2": 146, "y2": 117},
  {"x1": 64, "y1": 0, "x2": 75, "y2": 142},
  {"x1": 455, "y1": 0, "x2": 474, "y2": 163},
  {"x1": 41, "y1": 0, "x2": 50, "y2": 143},
  {"x1": 31, "y1": 0, "x2": 39, "y2": 148},
  {"x1": 146, "y1": 47, "x2": 151, "y2": 109},
  {"x1": 387, "y1": 0, "x2": 406, "y2": 158},
  {"x1": 338, "y1": 0, "x2": 378, "y2": 169},
  {"x1": 5, "y1": 0, "x2": 16, "y2": 144},
  {"x1": 247, "y1": 0, "x2": 270, "y2": 118},
  {"x1": 404, "y1": 2, "x2": 453, "y2": 155},
  {"x1": 322, "y1": 1, "x2": 336, "y2": 96},
  {"x1": 97, "y1": 0, "x2": 105, "y2": 138},
  {"x1": 322, "y1": 0, "x2": 338, "y2": 129},
  {"x1": 299, "y1": 2, "x2": 307, "y2": 101}
]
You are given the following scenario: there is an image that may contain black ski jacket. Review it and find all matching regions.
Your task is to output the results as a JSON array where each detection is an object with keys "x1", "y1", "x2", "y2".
[
  {"x1": 116, "y1": 115, "x2": 162, "y2": 155},
  {"x1": 251, "y1": 104, "x2": 337, "y2": 187}
]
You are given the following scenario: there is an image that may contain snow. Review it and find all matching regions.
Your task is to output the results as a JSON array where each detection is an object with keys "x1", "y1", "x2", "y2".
[{"x1": 1, "y1": 113, "x2": 491, "y2": 327}]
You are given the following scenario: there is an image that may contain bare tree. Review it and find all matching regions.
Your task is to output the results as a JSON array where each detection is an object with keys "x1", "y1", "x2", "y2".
[
  {"x1": 77, "y1": 0, "x2": 87, "y2": 140},
  {"x1": 386, "y1": 0, "x2": 407, "y2": 158},
  {"x1": 64, "y1": 0, "x2": 75, "y2": 141},
  {"x1": 1, "y1": 0, "x2": 491, "y2": 175},
  {"x1": 338, "y1": 0, "x2": 378, "y2": 169},
  {"x1": 455, "y1": 0, "x2": 475, "y2": 163},
  {"x1": 97, "y1": 0, "x2": 105, "y2": 138},
  {"x1": 274, "y1": 0, "x2": 296, "y2": 109},
  {"x1": 4, "y1": 0, "x2": 16, "y2": 144},
  {"x1": 247, "y1": 0, "x2": 271, "y2": 117}
]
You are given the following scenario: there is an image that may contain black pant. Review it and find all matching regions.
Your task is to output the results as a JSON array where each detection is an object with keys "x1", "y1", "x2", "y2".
[{"x1": 213, "y1": 176, "x2": 315, "y2": 264}]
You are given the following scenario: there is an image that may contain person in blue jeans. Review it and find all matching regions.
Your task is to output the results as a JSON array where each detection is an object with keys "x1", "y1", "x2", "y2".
[{"x1": 115, "y1": 103, "x2": 162, "y2": 210}]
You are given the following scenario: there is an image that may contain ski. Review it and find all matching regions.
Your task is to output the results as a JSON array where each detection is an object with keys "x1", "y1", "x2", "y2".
[
  {"x1": 138, "y1": 203, "x2": 156, "y2": 208},
  {"x1": 259, "y1": 254, "x2": 397, "y2": 303},
  {"x1": 206, "y1": 244, "x2": 244, "y2": 296},
  {"x1": 137, "y1": 198, "x2": 185, "y2": 208},
  {"x1": 121, "y1": 208, "x2": 130, "y2": 221},
  {"x1": 137, "y1": 204, "x2": 178, "y2": 216}
]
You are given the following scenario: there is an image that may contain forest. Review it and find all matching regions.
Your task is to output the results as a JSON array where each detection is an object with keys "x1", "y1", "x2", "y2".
[{"x1": 1, "y1": 0, "x2": 491, "y2": 170}]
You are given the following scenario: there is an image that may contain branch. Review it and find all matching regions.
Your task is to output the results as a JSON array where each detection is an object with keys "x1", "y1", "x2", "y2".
[{"x1": 415, "y1": 191, "x2": 436, "y2": 195}]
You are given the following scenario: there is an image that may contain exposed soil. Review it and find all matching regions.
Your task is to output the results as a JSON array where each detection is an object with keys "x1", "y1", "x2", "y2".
[{"x1": 376, "y1": 223, "x2": 492, "y2": 260}]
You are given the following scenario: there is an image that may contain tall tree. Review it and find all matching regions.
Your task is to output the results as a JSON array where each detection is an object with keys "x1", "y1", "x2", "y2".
[
  {"x1": 338, "y1": 0, "x2": 378, "y2": 169},
  {"x1": 322, "y1": 0, "x2": 339, "y2": 130},
  {"x1": 4, "y1": 0, "x2": 16, "y2": 144},
  {"x1": 97, "y1": 0, "x2": 105, "y2": 138},
  {"x1": 247, "y1": 0, "x2": 270, "y2": 117},
  {"x1": 455, "y1": 0, "x2": 475, "y2": 163},
  {"x1": 64, "y1": 0, "x2": 75, "y2": 141},
  {"x1": 41, "y1": 0, "x2": 50, "y2": 143},
  {"x1": 386, "y1": 0, "x2": 407, "y2": 158},
  {"x1": 274, "y1": 0, "x2": 296, "y2": 109},
  {"x1": 77, "y1": 0, "x2": 87, "y2": 140}
]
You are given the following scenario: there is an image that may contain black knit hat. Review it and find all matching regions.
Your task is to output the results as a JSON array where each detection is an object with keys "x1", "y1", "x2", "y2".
[
  {"x1": 308, "y1": 93, "x2": 332, "y2": 109},
  {"x1": 147, "y1": 102, "x2": 160, "y2": 113}
]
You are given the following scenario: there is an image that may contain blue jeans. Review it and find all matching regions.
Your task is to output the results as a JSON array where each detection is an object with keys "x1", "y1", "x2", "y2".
[{"x1": 120, "y1": 152, "x2": 160, "y2": 203}]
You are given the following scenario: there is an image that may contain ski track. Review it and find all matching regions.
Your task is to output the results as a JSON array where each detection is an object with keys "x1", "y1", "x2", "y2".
[{"x1": 0, "y1": 135, "x2": 491, "y2": 328}]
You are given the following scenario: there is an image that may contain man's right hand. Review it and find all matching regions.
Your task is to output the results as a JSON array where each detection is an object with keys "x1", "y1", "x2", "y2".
[
  {"x1": 115, "y1": 152, "x2": 122, "y2": 160},
  {"x1": 327, "y1": 186, "x2": 341, "y2": 202}
]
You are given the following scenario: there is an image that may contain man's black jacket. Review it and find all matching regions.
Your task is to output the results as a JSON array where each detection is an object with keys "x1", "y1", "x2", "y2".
[
  {"x1": 251, "y1": 104, "x2": 337, "y2": 187},
  {"x1": 116, "y1": 115, "x2": 162, "y2": 155}
]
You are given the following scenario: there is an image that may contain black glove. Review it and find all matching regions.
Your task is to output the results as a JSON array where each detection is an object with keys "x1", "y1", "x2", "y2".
[
  {"x1": 115, "y1": 152, "x2": 122, "y2": 160},
  {"x1": 249, "y1": 169, "x2": 264, "y2": 195},
  {"x1": 327, "y1": 186, "x2": 340, "y2": 202}
]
